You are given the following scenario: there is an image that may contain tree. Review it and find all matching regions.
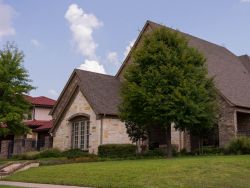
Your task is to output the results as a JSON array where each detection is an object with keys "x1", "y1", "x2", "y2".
[
  {"x1": 125, "y1": 121, "x2": 148, "y2": 153},
  {"x1": 119, "y1": 28, "x2": 217, "y2": 156},
  {"x1": 0, "y1": 42, "x2": 34, "y2": 136}
]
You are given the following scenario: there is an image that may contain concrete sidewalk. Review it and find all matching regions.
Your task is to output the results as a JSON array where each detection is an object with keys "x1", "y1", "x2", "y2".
[{"x1": 0, "y1": 181, "x2": 92, "y2": 188}]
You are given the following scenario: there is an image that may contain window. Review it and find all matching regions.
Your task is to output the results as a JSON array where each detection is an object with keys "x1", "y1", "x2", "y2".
[{"x1": 71, "y1": 119, "x2": 90, "y2": 150}]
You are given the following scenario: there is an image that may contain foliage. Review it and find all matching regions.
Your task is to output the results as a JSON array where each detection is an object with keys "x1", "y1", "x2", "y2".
[
  {"x1": 140, "y1": 148, "x2": 165, "y2": 157},
  {"x1": 38, "y1": 148, "x2": 63, "y2": 158},
  {"x1": 192, "y1": 146, "x2": 224, "y2": 155},
  {"x1": 12, "y1": 151, "x2": 40, "y2": 160},
  {"x1": 119, "y1": 27, "x2": 217, "y2": 156},
  {"x1": 62, "y1": 149, "x2": 95, "y2": 159},
  {"x1": 12, "y1": 149, "x2": 63, "y2": 160},
  {"x1": 125, "y1": 121, "x2": 148, "y2": 143},
  {"x1": 98, "y1": 144, "x2": 136, "y2": 158},
  {"x1": 5, "y1": 156, "x2": 250, "y2": 188},
  {"x1": 0, "y1": 42, "x2": 35, "y2": 136},
  {"x1": 226, "y1": 136, "x2": 250, "y2": 155}
]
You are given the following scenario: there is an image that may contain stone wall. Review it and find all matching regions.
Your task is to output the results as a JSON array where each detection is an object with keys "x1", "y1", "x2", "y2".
[
  {"x1": 13, "y1": 138, "x2": 36, "y2": 155},
  {"x1": 171, "y1": 125, "x2": 184, "y2": 151},
  {"x1": 52, "y1": 74, "x2": 78, "y2": 121},
  {"x1": 53, "y1": 89, "x2": 101, "y2": 154},
  {"x1": 0, "y1": 140, "x2": 11, "y2": 158},
  {"x1": 102, "y1": 118, "x2": 131, "y2": 145},
  {"x1": 53, "y1": 89, "x2": 132, "y2": 154},
  {"x1": 217, "y1": 95, "x2": 236, "y2": 147}
]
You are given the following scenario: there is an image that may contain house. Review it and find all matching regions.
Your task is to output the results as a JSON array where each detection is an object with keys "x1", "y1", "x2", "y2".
[
  {"x1": 24, "y1": 96, "x2": 56, "y2": 150},
  {"x1": 0, "y1": 96, "x2": 56, "y2": 158},
  {"x1": 51, "y1": 20, "x2": 250, "y2": 153}
]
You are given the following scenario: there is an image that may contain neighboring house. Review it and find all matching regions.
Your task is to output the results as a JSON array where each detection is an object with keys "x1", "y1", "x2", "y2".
[
  {"x1": 51, "y1": 20, "x2": 250, "y2": 153},
  {"x1": 24, "y1": 96, "x2": 55, "y2": 150},
  {"x1": 0, "y1": 96, "x2": 56, "y2": 158}
]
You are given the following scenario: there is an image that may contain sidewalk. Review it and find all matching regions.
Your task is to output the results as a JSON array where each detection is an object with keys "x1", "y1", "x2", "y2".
[{"x1": 0, "y1": 181, "x2": 92, "y2": 188}]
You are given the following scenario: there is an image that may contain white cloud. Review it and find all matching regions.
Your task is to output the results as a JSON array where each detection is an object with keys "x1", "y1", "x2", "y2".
[
  {"x1": 30, "y1": 39, "x2": 40, "y2": 47},
  {"x1": 107, "y1": 51, "x2": 119, "y2": 65},
  {"x1": 48, "y1": 89, "x2": 59, "y2": 97},
  {"x1": 241, "y1": 0, "x2": 250, "y2": 2},
  {"x1": 0, "y1": 1, "x2": 16, "y2": 39},
  {"x1": 65, "y1": 4, "x2": 103, "y2": 59},
  {"x1": 123, "y1": 39, "x2": 136, "y2": 58},
  {"x1": 79, "y1": 59, "x2": 105, "y2": 74},
  {"x1": 65, "y1": 4, "x2": 106, "y2": 74}
]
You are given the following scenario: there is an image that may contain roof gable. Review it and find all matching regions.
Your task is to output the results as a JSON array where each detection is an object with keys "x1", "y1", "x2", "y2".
[{"x1": 117, "y1": 20, "x2": 250, "y2": 108}]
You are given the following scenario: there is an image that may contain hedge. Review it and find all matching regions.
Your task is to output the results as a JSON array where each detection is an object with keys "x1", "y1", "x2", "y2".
[{"x1": 98, "y1": 144, "x2": 136, "y2": 158}]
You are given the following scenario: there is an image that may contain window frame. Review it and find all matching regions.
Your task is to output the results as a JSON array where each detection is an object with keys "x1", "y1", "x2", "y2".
[{"x1": 71, "y1": 117, "x2": 90, "y2": 151}]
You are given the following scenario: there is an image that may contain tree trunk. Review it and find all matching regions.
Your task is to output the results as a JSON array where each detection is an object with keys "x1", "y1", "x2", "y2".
[{"x1": 166, "y1": 125, "x2": 172, "y2": 157}]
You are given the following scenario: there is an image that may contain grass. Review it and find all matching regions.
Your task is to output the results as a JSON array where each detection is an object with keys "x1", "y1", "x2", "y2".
[{"x1": 4, "y1": 155, "x2": 250, "y2": 188}]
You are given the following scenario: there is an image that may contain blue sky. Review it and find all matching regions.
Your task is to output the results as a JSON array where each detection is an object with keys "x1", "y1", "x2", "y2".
[{"x1": 0, "y1": 0, "x2": 249, "y2": 99}]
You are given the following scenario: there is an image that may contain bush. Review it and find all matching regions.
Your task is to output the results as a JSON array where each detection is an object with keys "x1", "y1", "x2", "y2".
[
  {"x1": 38, "y1": 148, "x2": 63, "y2": 158},
  {"x1": 12, "y1": 151, "x2": 40, "y2": 160},
  {"x1": 141, "y1": 148, "x2": 165, "y2": 157},
  {"x1": 62, "y1": 149, "x2": 96, "y2": 159},
  {"x1": 226, "y1": 136, "x2": 250, "y2": 154},
  {"x1": 98, "y1": 144, "x2": 136, "y2": 158},
  {"x1": 192, "y1": 146, "x2": 223, "y2": 155}
]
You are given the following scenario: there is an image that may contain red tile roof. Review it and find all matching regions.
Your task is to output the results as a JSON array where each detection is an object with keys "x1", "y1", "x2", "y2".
[
  {"x1": 24, "y1": 120, "x2": 53, "y2": 132},
  {"x1": 25, "y1": 96, "x2": 56, "y2": 107}
]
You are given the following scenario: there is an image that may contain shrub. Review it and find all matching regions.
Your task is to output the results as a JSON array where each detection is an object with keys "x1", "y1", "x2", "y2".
[
  {"x1": 226, "y1": 136, "x2": 250, "y2": 154},
  {"x1": 12, "y1": 151, "x2": 40, "y2": 160},
  {"x1": 192, "y1": 146, "x2": 223, "y2": 155},
  {"x1": 98, "y1": 144, "x2": 136, "y2": 158},
  {"x1": 141, "y1": 148, "x2": 165, "y2": 157},
  {"x1": 38, "y1": 148, "x2": 63, "y2": 158},
  {"x1": 62, "y1": 149, "x2": 96, "y2": 159}
]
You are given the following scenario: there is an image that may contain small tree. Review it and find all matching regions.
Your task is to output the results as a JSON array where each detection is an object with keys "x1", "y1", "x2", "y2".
[
  {"x1": 0, "y1": 42, "x2": 34, "y2": 136},
  {"x1": 125, "y1": 121, "x2": 148, "y2": 152},
  {"x1": 119, "y1": 28, "x2": 217, "y2": 156}
]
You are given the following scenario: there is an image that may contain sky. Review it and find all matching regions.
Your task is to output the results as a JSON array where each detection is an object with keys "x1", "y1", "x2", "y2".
[{"x1": 0, "y1": 0, "x2": 250, "y2": 99}]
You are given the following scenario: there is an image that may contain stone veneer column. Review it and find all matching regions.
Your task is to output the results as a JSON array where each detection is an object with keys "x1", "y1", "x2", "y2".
[
  {"x1": 0, "y1": 140, "x2": 11, "y2": 158},
  {"x1": 217, "y1": 96, "x2": 236, "y2": 147}
]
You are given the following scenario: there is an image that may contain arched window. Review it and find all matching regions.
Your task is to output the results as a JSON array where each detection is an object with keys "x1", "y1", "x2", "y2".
[{"x1": 69, "y1": 115, "x2": 90, "y2": 150}]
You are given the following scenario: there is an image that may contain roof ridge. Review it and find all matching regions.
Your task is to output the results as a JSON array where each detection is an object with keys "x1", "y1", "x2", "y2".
[
  {"x1": 75, "y1": 68, "x2": 115, "y2": 78},
  {"x1": 147, "y1": 20, "x2": 230, "y2": 52}
]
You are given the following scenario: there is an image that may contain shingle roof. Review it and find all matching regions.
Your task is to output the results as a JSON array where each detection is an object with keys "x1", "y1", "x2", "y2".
[
  {"x1": 118, "y1": 21, "x2": 250, "y2": 108},
  {"x1": 55, "y1": 21, "x2": 250, "y2": 118},
  {"x1": 25, "y1": 96, "x2": 56, "y2": 107},
  {"x1": 75, "y1": 69, "x2": 121, "y2": 115},
  {"x1": 239, "y1": 55, "x2": 250, "y2": 73}
]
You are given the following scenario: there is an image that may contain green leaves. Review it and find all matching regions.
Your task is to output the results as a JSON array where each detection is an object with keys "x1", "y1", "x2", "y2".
[
  {"x1": 0, "y1": 42, "x2": 34, "y2": 136},
  {"x1": 119, "y1": 27, "x2": 217, "y2": 142}
]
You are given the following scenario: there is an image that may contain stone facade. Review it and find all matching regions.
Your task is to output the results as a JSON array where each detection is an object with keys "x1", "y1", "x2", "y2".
[
  {"x1": 217, "y1": 95, "x2": 237, "y2": 147},
  {"x1": 171, "y1": 124, "x2": 185, "y2": 151},
  {"x1": 0, "y1": 140, "x2": 11, "y2": 158},
  {"x1": 53, "y1": 89, "x2": 131, "y2": 154},
  {"x1": 102, "y1": 118, "x2": 131, "y2": 145}
]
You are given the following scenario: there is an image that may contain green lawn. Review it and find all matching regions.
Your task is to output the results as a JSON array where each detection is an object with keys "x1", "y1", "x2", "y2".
[{"x1": 4, "y1": 155, "x2": 250, "y2": 188}]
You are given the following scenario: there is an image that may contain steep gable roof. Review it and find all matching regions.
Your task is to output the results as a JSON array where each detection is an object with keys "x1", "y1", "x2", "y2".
[
  {"x1": 76, "y1": 69, "x2": 121, "y2": 115},
  {"x1": 51, "y1": 69, "x2": 121, "y2": 119},
  {"x1": 117, "y1": 20, "x2": 250, "y2": 108}
]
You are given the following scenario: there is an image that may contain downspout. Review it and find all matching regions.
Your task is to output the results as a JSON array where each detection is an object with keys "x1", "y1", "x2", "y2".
[{"x1": 100, "y1": 114, "x2": 106, "y2": 145}]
